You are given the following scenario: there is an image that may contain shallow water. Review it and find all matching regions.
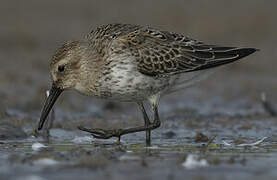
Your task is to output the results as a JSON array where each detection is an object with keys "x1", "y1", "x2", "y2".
[{"x1": 1, "y1": 109, "x2": 277, "y2": 180}]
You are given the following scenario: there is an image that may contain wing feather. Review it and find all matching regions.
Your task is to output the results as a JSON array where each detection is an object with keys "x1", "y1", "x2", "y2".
[{"x1": 109, "y1": 25, "x2": 257, "y2": 76}]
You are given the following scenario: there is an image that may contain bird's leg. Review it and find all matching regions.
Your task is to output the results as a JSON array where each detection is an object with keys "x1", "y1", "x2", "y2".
[
  {"x1": 78, "y1": 103, "x2": 161, "y2": 144},
  {"x1": 138, "y1": 102, "x2": 151, "y2": 146},
  {"x1": 152, "y1": 103, "x2": 161, "y2": 128}
]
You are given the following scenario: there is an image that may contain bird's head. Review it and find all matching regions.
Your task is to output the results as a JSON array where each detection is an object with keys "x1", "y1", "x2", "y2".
[
  {"x1": 50, "y1": 41, "x2": 84, "y2": 90},
  {"x1": 38, "y1": 41, "x2": 88, "y2": 130}
]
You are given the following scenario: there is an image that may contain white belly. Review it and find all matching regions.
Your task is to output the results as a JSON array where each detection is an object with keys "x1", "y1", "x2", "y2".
[{"x1": 99, "y1": 56, "x2": 169, "y2": 102}]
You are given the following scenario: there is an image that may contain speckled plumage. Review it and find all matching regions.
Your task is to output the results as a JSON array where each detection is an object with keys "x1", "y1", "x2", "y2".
[
  {"x1": 39, "y1": 23, "x2": 258, "y2": 145},
  {"x1": 51, "y1": 23, "x2": 257, "y2": 102}
]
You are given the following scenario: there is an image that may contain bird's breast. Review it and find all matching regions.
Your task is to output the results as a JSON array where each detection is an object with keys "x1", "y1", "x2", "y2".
[{"x1": 96, "y1": 56, "x2": 169, "y2": 102}]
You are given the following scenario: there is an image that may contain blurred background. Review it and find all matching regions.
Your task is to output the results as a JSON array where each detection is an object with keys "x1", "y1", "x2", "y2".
[
  {"x1": 0, "y1": 0, "x2": 276, "y2": 127},
  {"x1": 0, "y1": 1, "x2": 277, "y2": 180}
]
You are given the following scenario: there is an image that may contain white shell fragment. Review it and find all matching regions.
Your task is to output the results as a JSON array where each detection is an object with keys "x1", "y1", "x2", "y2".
[
  {"x1": 32, "y1": 142, "x2": 47, "y2": 151},
  {"x1": 182, "y1": 154, "x2": 208, "y2": 169},
  {"x1": 222, "y1": 137, "x2": 267, "y2": 147}
]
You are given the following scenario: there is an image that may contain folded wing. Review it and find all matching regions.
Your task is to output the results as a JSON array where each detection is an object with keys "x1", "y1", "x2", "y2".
[{"x1": 113, "y1": 25, "x2": 258, "y2": 76}]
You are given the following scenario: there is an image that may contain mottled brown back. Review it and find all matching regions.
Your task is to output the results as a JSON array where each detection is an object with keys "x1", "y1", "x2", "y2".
[{"x1": 87, "y1": 24, "x2": 257, "y2": 76}]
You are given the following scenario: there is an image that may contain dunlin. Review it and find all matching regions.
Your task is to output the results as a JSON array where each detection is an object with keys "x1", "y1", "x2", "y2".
[{"x1": 37, "y1": 23, "x2": 258, "y2": 145}]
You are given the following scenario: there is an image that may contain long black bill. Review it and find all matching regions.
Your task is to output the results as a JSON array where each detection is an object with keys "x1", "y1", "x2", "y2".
[{"x1": 37, "y1": 83, "x2": 63, "y2": 130}]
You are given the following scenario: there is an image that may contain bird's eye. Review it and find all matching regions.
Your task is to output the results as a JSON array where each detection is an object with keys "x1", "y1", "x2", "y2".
[{"x1": 58, "y1": 65, "x2": 65, "y2": 72}]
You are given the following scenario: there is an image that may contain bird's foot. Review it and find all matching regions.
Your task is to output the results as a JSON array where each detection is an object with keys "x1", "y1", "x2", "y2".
[
  {"x1": 78, "y1": 126, "x2": 123, "y2": 139},
  {"x1": 78, "y1": 121, "x2": 161, "y2": 144}
]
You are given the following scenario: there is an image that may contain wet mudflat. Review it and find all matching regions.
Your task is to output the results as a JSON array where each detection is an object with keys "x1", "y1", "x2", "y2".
[
  {"x1": 0, "y1": 86, "x2": 277, "y2": 180},
  {"x1": 1, "y1": 0, "x2": 277, "y2": 179}
]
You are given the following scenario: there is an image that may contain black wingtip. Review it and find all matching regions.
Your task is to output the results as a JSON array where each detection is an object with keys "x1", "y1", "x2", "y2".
[
  {"x1": 237, "y1": 48, "x2": 259, "y2": 58},
  {"x1": 186, "y1": 47, "x2": 259, "y2": 72}
]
